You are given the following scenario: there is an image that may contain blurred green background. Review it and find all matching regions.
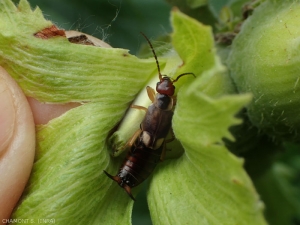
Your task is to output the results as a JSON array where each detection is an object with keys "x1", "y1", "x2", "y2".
[
  {"x1": 24, "y1": 0, "x2": 172, "y2": 54},
  {"x1": 21, "y1": 0, "x2": 228, "y2": 54}
]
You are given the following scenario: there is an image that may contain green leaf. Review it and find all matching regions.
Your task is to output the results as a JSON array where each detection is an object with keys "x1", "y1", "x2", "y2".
[
  {"x1": 186, "y1": 0, "x2": 208, "y2": 8},
  {"x1": 147, "y1": 9, "x2": 267, "y2": 225},
  {"x1": 0, "y1": 0, "x2": 158, "y2": 104},
  {"x1": 252, "y1": 143, "x2": 300, "y2": 225},
  {"x1": 228, "y1": 0, "x2": 300, "y2": 141},
  {"x1": 0, "y1": 0, "x2": 50, "y2": 34},
  {"x1": 13, "y1": 103, "x2": 134, "y2": 224},
  {"x1": 171, "y1": 9, "x2": 214, "y2": 77},
  {"x1": 254, "y1": 162, "x2": 300, "y2": 225}
]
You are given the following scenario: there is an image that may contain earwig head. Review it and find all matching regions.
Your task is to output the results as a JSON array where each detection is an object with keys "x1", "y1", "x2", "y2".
[
  {"x1": 140, "y1": 32, "x2": 195, "y2": 96},
  {"x1": 156, "y1": 73, "x2": 196, "y2": 96},
  {"x1": 156, "y1": 76, "x2": 175, "y2": 96},
  {"x1": 103, "y1": 170, "x2": 136, "y2": 201}
]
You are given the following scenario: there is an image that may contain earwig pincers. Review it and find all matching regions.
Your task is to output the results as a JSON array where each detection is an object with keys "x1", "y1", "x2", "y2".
[{"x1": 104, "y1": 32, "x2": 195, "y2": 200}]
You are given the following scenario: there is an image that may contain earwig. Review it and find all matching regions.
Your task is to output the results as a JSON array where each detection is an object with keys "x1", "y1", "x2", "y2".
[{"x1": 104, "y1": 33, "x2": 195, "y2": 200}]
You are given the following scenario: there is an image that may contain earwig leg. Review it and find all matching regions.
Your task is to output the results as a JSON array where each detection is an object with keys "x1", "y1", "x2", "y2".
[
  {"x1": 126, "y1": 129, "x2": 142, "y2": 148},
  {"x1": 172, "y1": 95, "x2": 177, "y2": 106},
  {"x1": 161, "y1": 130, "x2": 175, "y2": 159},
  {"x1": 131, "y1": 105, "x2": 148, "y2": 112},
  {"x1": 165, "y1": 137, "x2": 175, "y2": 144},
  {"x1": 113, "y1": 129, "x2": 142, "y2": 156},
  {"x1": 146, "y1": 86, "x2": 156, "y2": 103},
  {"x1": 165, "y1": 129, "x2": 175, "y2": 144},
  {"x1": 160, "y1": 141, "x2": 168, "y2": 161}
]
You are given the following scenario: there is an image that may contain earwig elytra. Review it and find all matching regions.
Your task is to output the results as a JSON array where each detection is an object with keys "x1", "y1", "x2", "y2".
[{"x1": 104, "y1": 33, "x2": 195, "y2": 200}]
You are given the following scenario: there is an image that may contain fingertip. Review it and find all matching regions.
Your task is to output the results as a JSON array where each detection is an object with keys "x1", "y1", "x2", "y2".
[
  {"x1": 0, "y1": 67, "x2": 35, "y2": 220},
  {"x1": 27, "y1": 97, "x2": 80, "y2": 125},
  {"x1": 0, "y1": 74, "x2": 15, "y2": 155}
]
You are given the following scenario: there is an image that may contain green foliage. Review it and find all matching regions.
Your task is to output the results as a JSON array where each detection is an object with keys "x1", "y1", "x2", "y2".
[
  {"x1": 227, "y1": 0, "x2": 300, "y2": 224},
  {"x1": 228, "y1": 0, "x2": 300, "y2": 142},
  {"x1": 146, "y1": 11, "x2": 265, "y2": 225}
]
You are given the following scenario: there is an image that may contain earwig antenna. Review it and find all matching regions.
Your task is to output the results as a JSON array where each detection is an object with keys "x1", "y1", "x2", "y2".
[
  {"x1": 172, "y1": 72, "x2": 196, "y2": 83},
  {"x1": 140, "y1": 32, "x2": 163, "y2": 81}
]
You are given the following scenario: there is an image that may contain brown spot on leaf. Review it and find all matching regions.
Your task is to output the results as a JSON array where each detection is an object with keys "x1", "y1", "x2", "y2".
[
  {"x1": 34, "y1": 25, "x2": 66, "y2": 39},
  {"x1": 232, "y1": 178, "x2": 242, "y2": 185},
  {"x1": 65, "y1": 31, "x2": 112, "y2": 48},
  {"x1": 68, "y1": 35, "x2": 95, "y2": 46},
  {"x1": 215, "y1": 32, "x2": 236, "y2": 45}
]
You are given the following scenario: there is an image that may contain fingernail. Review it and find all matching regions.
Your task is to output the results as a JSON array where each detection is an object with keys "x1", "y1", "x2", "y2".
[{"x1": 0, "y1": 78, "x2": 15, "y2": 154}]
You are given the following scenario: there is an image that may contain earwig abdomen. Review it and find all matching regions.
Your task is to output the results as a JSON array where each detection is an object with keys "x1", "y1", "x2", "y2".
[
  {"x1": 104, "y1": 141, "x2": 163, "y2": 200},
  {"x1": 121, "y1": 142, "x2": 163, "y2": 186}
]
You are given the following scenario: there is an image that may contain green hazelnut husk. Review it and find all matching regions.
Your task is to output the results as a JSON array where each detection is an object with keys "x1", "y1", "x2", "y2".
[{"x1": 228, "y1": 0, "x2": 300, "y2": 142}]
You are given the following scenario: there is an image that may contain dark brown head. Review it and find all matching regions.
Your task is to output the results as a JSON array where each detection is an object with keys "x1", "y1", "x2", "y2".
[
  {"x1": 156, "y1": 73, "x2": 195, "y2": 96},
  {"x1": 140, "y1": 32, "x2": 195, "y2": 97},
  {"x1": 156, "y1": 76, "x2": 175, "y2": 96}
]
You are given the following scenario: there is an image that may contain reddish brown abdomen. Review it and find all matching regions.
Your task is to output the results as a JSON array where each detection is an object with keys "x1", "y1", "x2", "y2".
[{"x1": 117, "y1": 142, "x2": 163, "y2": 188}]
